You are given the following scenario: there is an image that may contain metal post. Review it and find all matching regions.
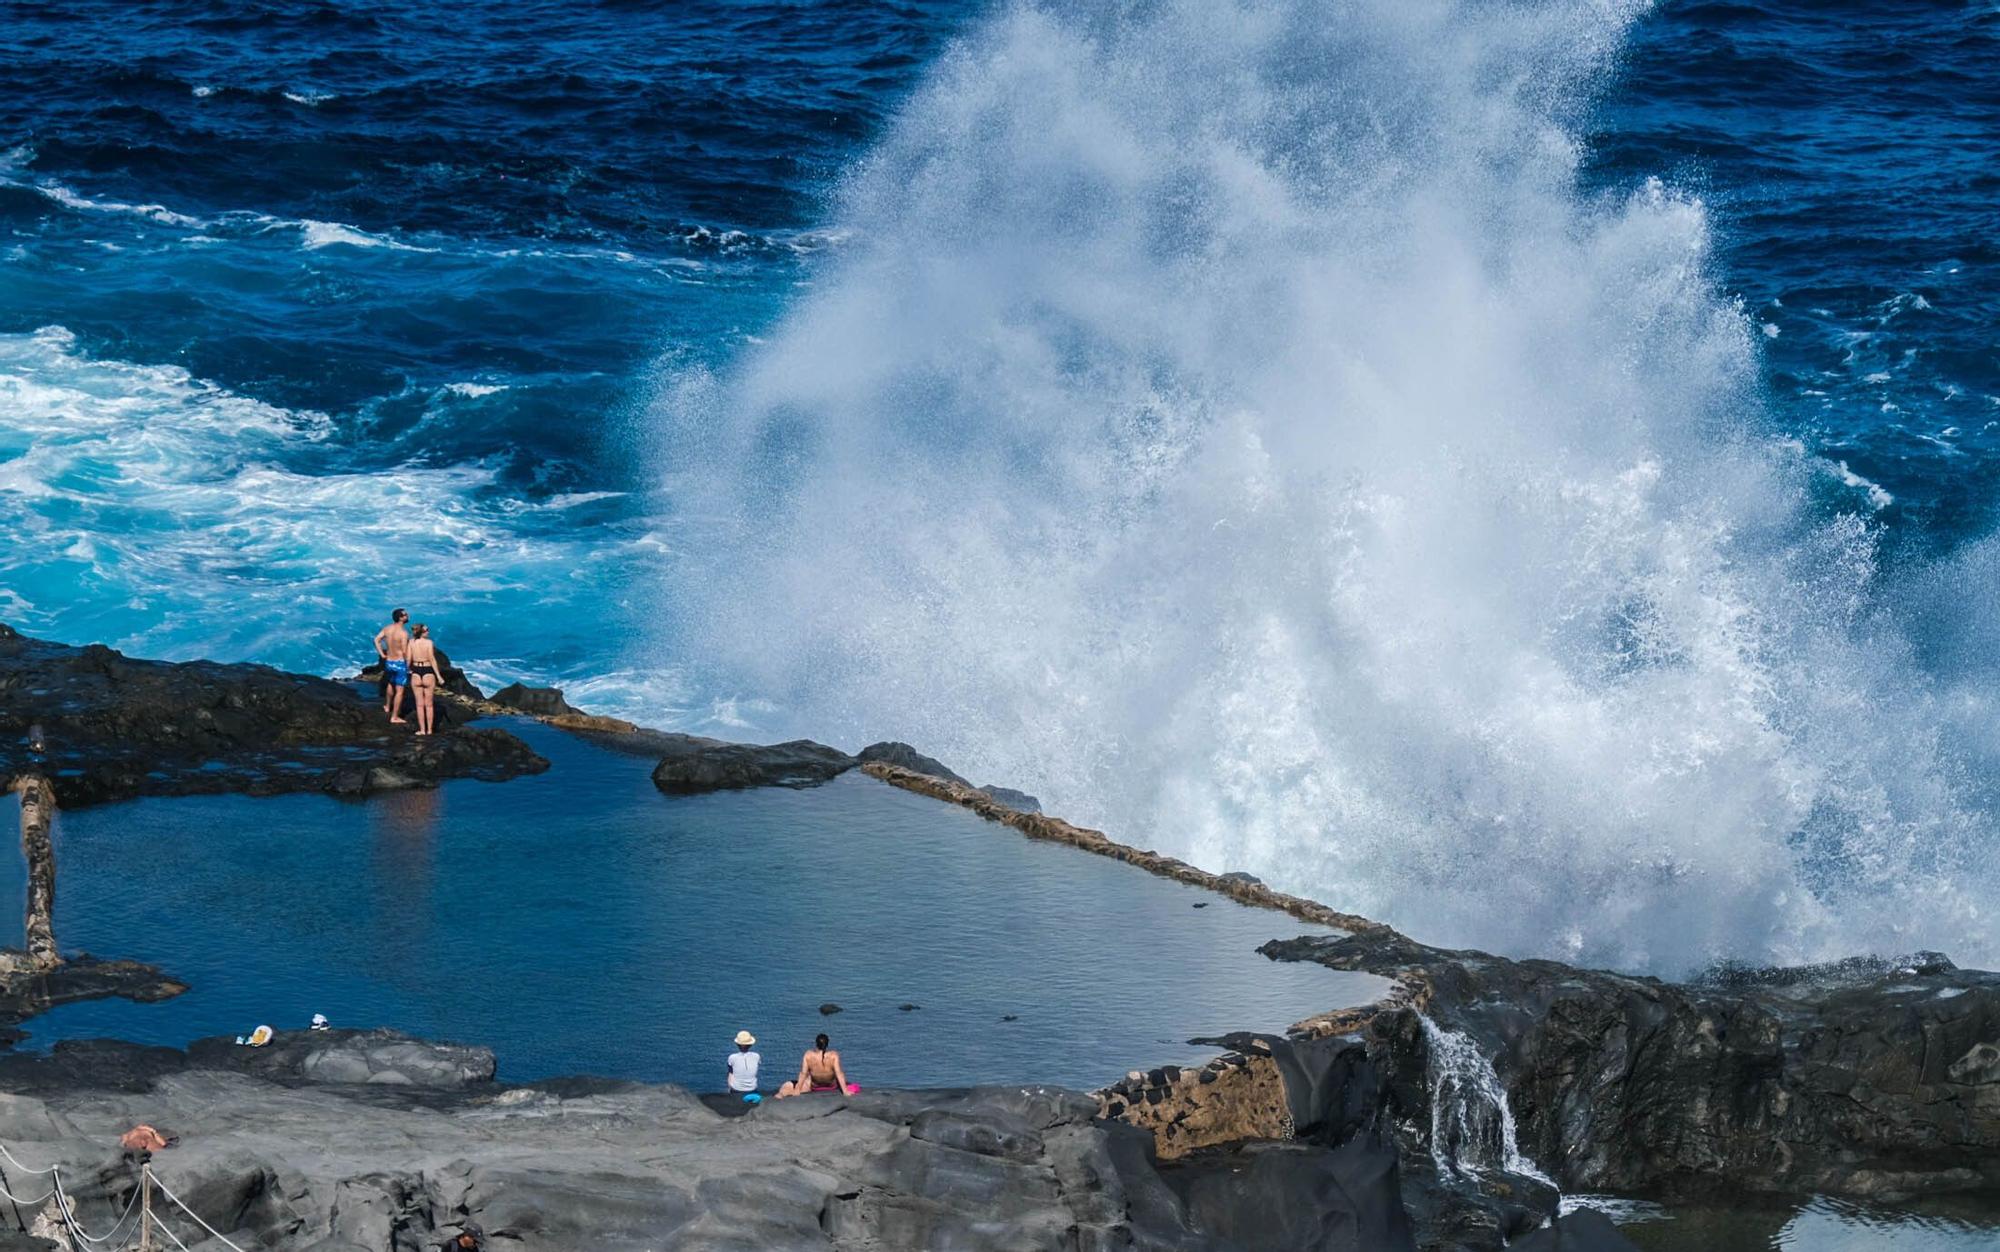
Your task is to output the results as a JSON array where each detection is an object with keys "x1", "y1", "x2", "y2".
[{"x1": 139, "y1": 1160, "x2": 153, "y2": 1252}]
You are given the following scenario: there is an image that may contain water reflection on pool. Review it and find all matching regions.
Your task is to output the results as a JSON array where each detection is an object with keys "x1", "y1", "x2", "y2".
[
  {"x1": 1586, "y1": 1190, "x2": 2000, "y2": 1251},
  {"x1": 9, "y1": 722, "x2": 1381, "y2": 1088}
]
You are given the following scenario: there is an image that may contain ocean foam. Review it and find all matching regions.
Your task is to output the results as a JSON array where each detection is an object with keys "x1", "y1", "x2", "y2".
[
  {"x1": 656, "y1": 0, "x2": 2000, "y2": 973},
  {"x1": 296, "y1": 219, "x2": 436, "y2": 252},
  {"x1": 15, "y1": 180, "x2": 204, "y2": 228},
  {"x1": 0, "y1": 326, "x2": 651, "y2": 702}
]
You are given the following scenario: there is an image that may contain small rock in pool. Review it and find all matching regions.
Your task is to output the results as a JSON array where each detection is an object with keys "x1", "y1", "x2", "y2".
[
  {"x1": 1000, "y1": 1014, "x2": 1019, "y2": 1022},
  {"x1": 898, "y1": 1003, "x2": 920, "y2": 1012},
  {"x1": 818, "y1": 1002, "x2": 842, "y2": 1015}
]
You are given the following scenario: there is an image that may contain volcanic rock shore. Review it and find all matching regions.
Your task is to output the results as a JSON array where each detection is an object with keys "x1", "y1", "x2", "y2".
[
  {"x1": 0, "y1": 627, "x2": 545, "y2": 806},
  {"x1": 1, "y1": 628, "x2": 1994, "y2": 1249}
]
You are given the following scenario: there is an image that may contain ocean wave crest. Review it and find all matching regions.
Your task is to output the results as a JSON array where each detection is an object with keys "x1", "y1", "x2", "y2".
[{"x1": 658, "y1": 0, "x2": 1999, "y2": 974}]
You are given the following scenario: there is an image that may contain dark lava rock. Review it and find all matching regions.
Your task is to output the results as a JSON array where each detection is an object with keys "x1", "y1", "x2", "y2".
[
  {"x1": 0, "y1": 626, "x2": 545, "y2": 806},
  {"x1": 359, "y1": 645, "x2": 484, "y2": 700},
  {"x1": 976, "y1": 783, "x2": 1042, "y2": 812},
  {"x1": 854, "y1": 743, "x2": 1042, "y2": 811},
  {"x1": 819, "y1": 1002, "x2": 843, "y2": 1015},
  {"x1": 488, "y1": 682, "x2": 576, "y2": 718},
  {"x1": 1510, "y1": 1209, "x2": 1642, "y2": 1252},
  {"x1": 650, "y1": 738, "x2": 856, "y2": 794},
  {"x1": 1169, "y1": 1135, "x2": 1416, "y2": 1252},
  {"x1": 857, "y1": 741, "x2": 969, "y2": 786},
  {"x1": 1259, "y1": 927, "x2": 2000, "y2": 1204},
  {"x1": 1220, "y1": 870, "x2": 1265, "y2": 887},
  {"x1": 0, "y1": 956, "x2": 187, "y2": 1040},
  {"x1": 185, "y1": 1028, "x2": 496, "y2": 1089}
]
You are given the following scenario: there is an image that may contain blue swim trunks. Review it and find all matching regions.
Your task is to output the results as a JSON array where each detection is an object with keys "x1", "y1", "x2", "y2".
[{"x1": 384, "y1": 659, "x2": 410, "y2": 687}]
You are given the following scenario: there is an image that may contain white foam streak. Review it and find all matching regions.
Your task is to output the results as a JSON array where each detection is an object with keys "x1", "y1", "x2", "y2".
[
  {"x1": 296, "y1": 219, "x2": 437, "y2": 252},
  {"x1": 659, "y1": 0, "x2": 1998, "y2": 972},
  {"x1": 23, "y1": 182, "x2": 204, "y2": 228}
]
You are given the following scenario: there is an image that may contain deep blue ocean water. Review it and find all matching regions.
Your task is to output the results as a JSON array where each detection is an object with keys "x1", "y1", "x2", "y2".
[
  {"x1": 5, "y1": 0, "x2": 1990, "y2": 709},
  {"x1": 0, "y1": 0, "x2": 978, "y2": 709}
]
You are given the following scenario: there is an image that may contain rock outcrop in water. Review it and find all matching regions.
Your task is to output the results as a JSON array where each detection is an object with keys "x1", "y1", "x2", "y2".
[
  {"x1": 0, "y1": 626, "x2": 548, "y2": 806},
  {"x1": 650, "y1": 737, "x2": 858, "y2": 794}
]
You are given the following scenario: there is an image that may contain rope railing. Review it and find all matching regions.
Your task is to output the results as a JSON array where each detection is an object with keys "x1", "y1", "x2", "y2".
[
  {"x1": 50, "y1": 1166, "x2": 142, "y2": 1247},
  {"x1": 0, "y1": 1143, "x2": 57, "y2": 1175},
  {"x1": 150, "y1": 1212, "x2": 195, "y2": 1252},
  {"x1": 148, "y1": 1172, "x2": 248, "y2": 1252},
  {"x1": 0, "y1": 1140, "x2": 253, "y2": 1252}
]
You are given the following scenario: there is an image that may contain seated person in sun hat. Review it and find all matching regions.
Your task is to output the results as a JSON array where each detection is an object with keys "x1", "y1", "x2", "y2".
[{"x1": 726, "y1": 1029, "x2": 762, "y2": 1102}]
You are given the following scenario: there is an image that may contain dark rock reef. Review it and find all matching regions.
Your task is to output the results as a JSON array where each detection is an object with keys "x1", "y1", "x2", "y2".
[
  {"x1": 857, "y1": 742, "x2": 1042, "y2": 810},
  {"x1": 650, "y1": 736, "x2": 858, "y2": 794},
  {"x1": 1262, "y1": 931, "x2": 2000, "y2": 1204},
  {"x1": 0, "y1": 626, "x2": 547, "y2": 806}
]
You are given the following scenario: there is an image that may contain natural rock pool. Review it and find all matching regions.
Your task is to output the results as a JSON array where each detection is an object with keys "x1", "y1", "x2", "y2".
[{"x1": 7, "y1": 721, "x2": 1382, "y2": 1088}]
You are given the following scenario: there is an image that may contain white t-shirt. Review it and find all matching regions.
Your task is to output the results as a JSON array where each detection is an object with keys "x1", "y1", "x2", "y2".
[{"x1": 726, "y1": 1049, "x2": 761, "y2": 1092}]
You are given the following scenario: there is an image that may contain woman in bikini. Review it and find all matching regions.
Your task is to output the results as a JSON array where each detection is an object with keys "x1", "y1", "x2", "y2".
[
  {"x1": 406, "y1": 624, "x2": 443, "y2": 737},
  {"x1": 777, "y1": 1033, "x2": 853, "y2": 1098}
]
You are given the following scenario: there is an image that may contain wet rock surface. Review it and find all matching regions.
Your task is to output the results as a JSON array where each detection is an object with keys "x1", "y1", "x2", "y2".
[
  {"x1": 650, "y1": 737, "x2": 858, "y2": 794},
  {"x1": 0, "y1": 626, "x2": 547, "y2": 806},
  {"x1": 1226, "y1": 927, "x2": 2000, "y2": 1242},
  {"x1": 857, "y1": 742, "x2": 1042, "y2": 812}
]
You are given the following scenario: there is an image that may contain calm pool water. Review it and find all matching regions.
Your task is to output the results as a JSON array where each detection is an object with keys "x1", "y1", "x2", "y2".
[
  {"x1": 1597, "y1": 1192, "x2": 2000, "y2": 1252},
  {"x1": 7, "y1": 721, "x2": 1377, "y2": 1088}
]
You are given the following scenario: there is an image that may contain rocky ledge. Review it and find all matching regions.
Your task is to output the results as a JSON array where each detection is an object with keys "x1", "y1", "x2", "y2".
[
  {"x1": 640, "y1": 730, "x2": 1043, "y2": 807},
  {"x1": 0, "y1": 1029, "x2": 1451, "y2": 1252},
  {"x1": 0, "y1": 626, "x2": 547, "y2": 807},
  {"x1": 1262, "y1": 932, "x2": 2000, "y2": 1204}
]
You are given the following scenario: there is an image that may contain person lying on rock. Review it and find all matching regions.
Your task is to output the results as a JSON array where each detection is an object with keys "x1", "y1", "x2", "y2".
[
  {"x1": 777, "y1": 1033, "x2": 855, "y2": 1097},
  {"x1": 726, "y1": 1029, "x2": 761, "y2": 1100}
]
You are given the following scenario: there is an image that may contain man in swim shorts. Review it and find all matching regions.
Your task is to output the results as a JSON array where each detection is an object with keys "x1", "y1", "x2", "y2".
[{"x1": 373, "y1": 607, "x2": 411, "y2": 725}]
